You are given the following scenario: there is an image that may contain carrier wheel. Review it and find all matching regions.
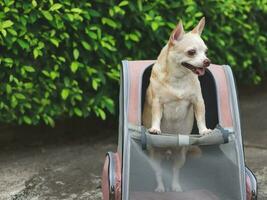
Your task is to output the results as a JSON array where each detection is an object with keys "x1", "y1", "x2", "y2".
[
  {"x1": 246, "y1": 167, "x2": 257, "y2": 200},
  {"x1": 102, "y1": 152, "x2": 121, "y2": 200}
]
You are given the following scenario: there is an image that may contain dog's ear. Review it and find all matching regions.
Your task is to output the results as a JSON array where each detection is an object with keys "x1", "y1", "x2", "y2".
[
  {"x1": 169, "y1": 20, "x2": 184, "y2": 45},
  {"x1": 192, "y1": 17, "x2": 205, "y2": 35}
]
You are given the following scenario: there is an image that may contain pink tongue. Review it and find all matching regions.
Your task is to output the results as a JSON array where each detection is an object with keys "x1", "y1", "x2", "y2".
[{"x1": 196, "y1": 68, "x2": 205, "y2": 76}]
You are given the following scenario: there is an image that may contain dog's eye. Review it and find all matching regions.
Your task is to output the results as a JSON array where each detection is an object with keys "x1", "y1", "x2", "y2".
[{"x1": 187, "y1": 49, "x2": 196, "y2": 56}]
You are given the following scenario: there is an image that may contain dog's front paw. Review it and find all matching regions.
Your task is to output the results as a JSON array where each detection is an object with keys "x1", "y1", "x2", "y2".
[
  {"x1": 171, "y1": 183, "x2": 183, "y2": 192},
  {"x1": 155, "y1": 184, "x2": 165, "y2": 192},
  {"x1": 199, "y1": 128, "x2": 212, "y2": 135},
  {"x1": 148, "y1": 127, "x2": 161, "y2": 135}
]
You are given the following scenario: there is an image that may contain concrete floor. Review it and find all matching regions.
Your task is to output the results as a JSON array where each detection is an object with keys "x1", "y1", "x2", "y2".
[
  {"x1": 0, "y1": 119, "x2": 117, "y2": 200},
  {"x1": 0, "y1": 83, "x2": 266, "y2": 200},
  {"x1": 239, "y1": 83, "x2": 267, "y2": 200}
]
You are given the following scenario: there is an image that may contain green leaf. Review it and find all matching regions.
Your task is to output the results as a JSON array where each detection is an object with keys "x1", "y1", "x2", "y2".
[
  {"x1": 50, "y1": 3, "x2": 63, "y2": 11},
  {"x1": 71, "y1": 8, "x2": 83, "y2": 13},
  {"x1": 151, "y1": 22, "x2": 159, "y2": 31},
  {"x1": 42, "y1": 70, "x2": 50, "y2": 77},
  {"x1": 1, "y1": 29, "x2": 7, "y2": 37},
  {"x1": 74, "y1": 107, "x2": 83, "y2": 117},
  {"x1": 70, "y1": 61, "x2": 79, "y2": 73},
  {"x1": 137, "y1": 0, "x2": 143, "y2": 11},
  {"x1": 66, "y1": 13, "x2": 74, "y2": 21},
  {"x1": 81, "y1": 41, "x2": 91, "y2": 50},
  {"x1": 103, "y1": 97, "x2": 114, "y2": 114},
  {"x1": 7, "y1": 28, "x2": 17, "y2": 36},
  {"x1": 24, "y1": 66, "x2": 35, "y2": 73},
  {"x1": 11, "y1": 96, "x2": 18, "y2": 108},
  {"x1": 48, "y1": 118, "x2": 55, "y2": 127},
  {"x1": 50, "y1": 38, "x2": 59, "y2": 47},
  {"x1": 129, "y1": 33, "x2": 139, "y2": 42},
  {"x1": 32, "y1": 0, "x2": 37, "y2": 7},
  {"x1": 87, "y1": 31, "x2": 97, "y2": 40},
  {"x1": 38, "y1": 41, "x2": 45, "y2": 49},
  {"x1": 92, "y1": 79, "x2": 99, "y2": 90},
  {"x1": 61, "y1": 89, "x2": 69, "y2": 100},
  {"x1": 23, "y1": 116, "x2": 32, "y2": 125},
  {"x1": 185, "y1": 20, "x2": 194, "y2": 29},
  {"x1": 119, "y1": 1, "x2": 129, "y2": 7},
  {"x1": 4, "y1": 58, "x2": 13, "y2": 64},
  {"x1": 50, "y1": 71, "x2": 58, "y2": 80},
  {"x1": 195, "y1": 12, "x2": 203, "y2": 18},
  {"x1": 74, "y1": 94, "x2": 82, "y2": 101},
  {"x1": 6, "y1": 84, "x2": 12, "y2": 94},
  {"x1": 17, "y1": 39, "x2": 29, "y2": 49},
  {"x1": 73, "y1": 49, "x2": 79, "y2": 60},
  {"x1": 42, "y1": 10, "x2": 53, "y2": 21},
  {"x1": 58, "y1": 56, "x2": 66, "y2": 62},
  {"x1": 33, "y1": 48, "x2": 39, "y2": 59},
  {"x1": 88, "y1": 9, "x2": 100, "y2": 17},
  {"x1": 24, "y1": 83, "x2": 33, "y2": 89},
  {"x1": 2, "y1": 20, "x2": 14, "y2": 28},
  {"x1": 185, "y1": 6, "x2": 195, "y2": 13},
  {"x1": 98, "y1": 108, "x2": 106, "y2": 120},
  {"x1": 44, "y1": 115, "x2": 55, "y2": 127},
  {"x1": 101, "y1": 17, "x2": 117, "y2": 29},
  {"x1": 253, "y1": 75, "x2": 261, "y2": 84},
  {"x1": 4, "y1": 7, "x2": 10, "y2": 13},
  {"x1": 14, "y1": 93, "x2": 26, "y2": 100}
]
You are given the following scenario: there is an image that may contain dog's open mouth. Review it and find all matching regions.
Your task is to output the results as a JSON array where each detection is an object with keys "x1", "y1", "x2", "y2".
[{"x1": 181, "y1": 62, "x2": 206, "y2": 76}]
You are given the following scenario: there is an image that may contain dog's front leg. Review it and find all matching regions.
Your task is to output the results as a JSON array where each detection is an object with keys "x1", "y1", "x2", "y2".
[
  {"x1": 193, "y1": 97, "x2": 211, "y2": 135},
  {"x1": 149, "y1": 98, "x2": 163, "y2": 134}
]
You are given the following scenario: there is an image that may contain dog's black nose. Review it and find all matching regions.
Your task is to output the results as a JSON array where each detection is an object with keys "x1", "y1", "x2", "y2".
[{"x1": 203, "y1": 59, "x2": 211, "y2": 67}]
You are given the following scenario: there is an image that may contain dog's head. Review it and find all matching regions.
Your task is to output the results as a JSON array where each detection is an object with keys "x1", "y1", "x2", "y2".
[{"x1": 167, "y1": 17, "x2": 210, "y2": 76}]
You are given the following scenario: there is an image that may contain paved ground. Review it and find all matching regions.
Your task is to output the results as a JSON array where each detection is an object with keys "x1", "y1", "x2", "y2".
[
  {"x1": 239, "y1": 83, "x2": 267, "y2": 200},
  {"x1": 0, "y1": 83, "x2": 266, "y2": 200},
  {"x1": 0, "y1": 119, "x2": 117, "y2": 200}
]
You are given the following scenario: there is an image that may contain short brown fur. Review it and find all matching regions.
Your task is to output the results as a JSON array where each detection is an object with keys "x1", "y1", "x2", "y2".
[{"x1": 142, "y1": 17, "x2": 211, "y2": 192}]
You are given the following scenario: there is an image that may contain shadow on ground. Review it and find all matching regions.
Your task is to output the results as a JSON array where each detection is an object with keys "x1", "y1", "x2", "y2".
[{"x1": 0, "y1": 82, "x2": 266, "y2": 200}]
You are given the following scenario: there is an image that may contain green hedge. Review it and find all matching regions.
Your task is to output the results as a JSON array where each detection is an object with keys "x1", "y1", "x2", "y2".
[{"x1": 0, "y1": 0, "x2": 266, "y2": 125}]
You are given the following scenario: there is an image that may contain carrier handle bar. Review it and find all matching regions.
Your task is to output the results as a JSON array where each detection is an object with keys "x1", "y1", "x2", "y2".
[{"x1": 129, "y1": 124, "x2": 235, "y2": 150}]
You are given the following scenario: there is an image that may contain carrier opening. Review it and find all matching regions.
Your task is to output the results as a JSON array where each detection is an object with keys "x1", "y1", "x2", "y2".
[{"x1": 141, "y1": 65, "x2": 219, "y2": 132}]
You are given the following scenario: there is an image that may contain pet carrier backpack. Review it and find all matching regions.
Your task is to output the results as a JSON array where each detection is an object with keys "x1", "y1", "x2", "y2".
[{"x1": 102, "y1": 60, "x2": 257, "y2": 200}]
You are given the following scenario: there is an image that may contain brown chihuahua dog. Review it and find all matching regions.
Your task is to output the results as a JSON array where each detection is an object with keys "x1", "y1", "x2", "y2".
[{"x1": 142, "y1": 17, "x2": 211, "y2": 192}]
